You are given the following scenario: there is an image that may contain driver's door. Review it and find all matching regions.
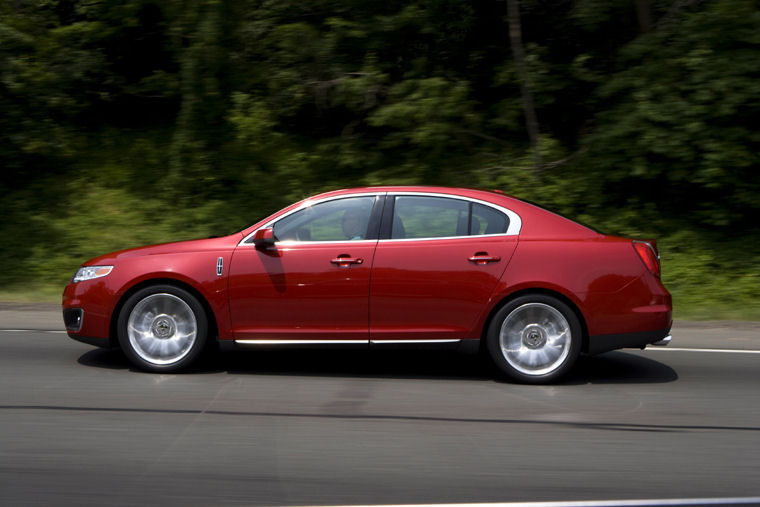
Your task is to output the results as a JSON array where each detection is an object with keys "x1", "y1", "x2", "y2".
[{"x1": 227, "y1": 195, "x2": 381, "y2": 342}]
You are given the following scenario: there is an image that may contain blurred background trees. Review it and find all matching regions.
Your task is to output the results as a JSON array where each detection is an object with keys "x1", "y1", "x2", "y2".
[{"x1": 1, "y1": 0, "x2": 758, "y2": 317}]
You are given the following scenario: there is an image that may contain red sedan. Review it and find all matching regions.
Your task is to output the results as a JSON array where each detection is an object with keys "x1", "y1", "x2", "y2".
[{"x1": 62, "y1": 187, "x2": 672, "y2": 383}]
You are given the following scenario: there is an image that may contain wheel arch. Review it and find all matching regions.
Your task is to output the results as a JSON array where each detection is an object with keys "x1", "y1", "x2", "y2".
[
  {"x1": 481, "y1": 288, "x2": 590, "y2": 353},
  {"x1": 108, "y1": 278, "x2": 220, "y2": 348}
]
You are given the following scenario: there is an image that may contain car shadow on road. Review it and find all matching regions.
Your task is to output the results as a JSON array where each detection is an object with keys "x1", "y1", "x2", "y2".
[
  {"x1": 77, "y1": 348, "x2": 130, "y2": 369},
  {"x1": 564, "y1": 351, "x2": 678, "y2": 384},
  {"x1": 78, "y1": 346, "x2": 678, "y2": 384}
]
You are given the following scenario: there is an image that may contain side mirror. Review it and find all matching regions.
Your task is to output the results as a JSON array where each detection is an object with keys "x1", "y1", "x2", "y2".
[{"x1": 252, "y1": 227, "x2": 275, "y2": 248}]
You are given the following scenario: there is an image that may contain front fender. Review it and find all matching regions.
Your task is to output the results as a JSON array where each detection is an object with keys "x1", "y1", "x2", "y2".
[{"x1": 63, "y1": 250, "x2": 235, "y2": 342}]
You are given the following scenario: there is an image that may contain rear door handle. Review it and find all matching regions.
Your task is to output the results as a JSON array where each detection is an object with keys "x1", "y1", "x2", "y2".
[
  {"x1": 331, "y1": 255, "x2": 364, "y2": 267},
  {"x1": 468, "y1": 252, "x2": 501, "y2": 265}
]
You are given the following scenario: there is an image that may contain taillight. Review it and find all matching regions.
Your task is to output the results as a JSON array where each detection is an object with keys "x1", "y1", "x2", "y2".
[{"x1": 633, "y1": 240, "x2": 660, "y2": 277}]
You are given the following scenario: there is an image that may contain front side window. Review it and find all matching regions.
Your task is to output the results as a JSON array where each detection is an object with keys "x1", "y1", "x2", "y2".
[{"x1": 273, "y1": 196, "x2": 375, "y2": 242}]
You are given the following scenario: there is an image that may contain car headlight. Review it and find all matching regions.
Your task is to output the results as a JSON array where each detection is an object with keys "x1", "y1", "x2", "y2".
[{"x1": 72, "y1": 266, "x2": 113, "y2": 283}]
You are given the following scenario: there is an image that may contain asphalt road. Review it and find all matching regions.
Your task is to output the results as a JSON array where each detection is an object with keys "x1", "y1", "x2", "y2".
[{"x1": 1, "y1": 312, "x2": 760, "y2": 506}]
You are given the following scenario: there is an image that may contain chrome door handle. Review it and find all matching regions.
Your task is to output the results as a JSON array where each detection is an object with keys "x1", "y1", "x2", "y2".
[
  {"x1": 331, "y1": 255, "x2": 364, "y2": 267},
  {"x1": 468, "y1": 253, "x2": 501, "y2": 265}
]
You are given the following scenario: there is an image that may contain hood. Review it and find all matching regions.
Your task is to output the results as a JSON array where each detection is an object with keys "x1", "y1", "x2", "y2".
[{"x1": 82, "y1": 233, "x2": 243, "y2": 266}]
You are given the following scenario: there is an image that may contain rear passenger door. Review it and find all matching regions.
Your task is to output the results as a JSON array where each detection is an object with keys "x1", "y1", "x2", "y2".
[{"x1": 369, "y1": 193, "x2": 519, "y2": 343}]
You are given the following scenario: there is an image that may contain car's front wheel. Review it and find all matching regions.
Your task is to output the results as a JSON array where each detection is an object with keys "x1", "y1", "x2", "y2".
[
  {"x1": 117, "y1": 285, "x2": 208, "y2": 372},
  {"x1": 486, "y1": 294, "x2": 581, "y2": 384}
]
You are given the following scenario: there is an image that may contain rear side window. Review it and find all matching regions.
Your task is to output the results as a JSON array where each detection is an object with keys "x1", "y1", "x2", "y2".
[
  {"x1": 392, "y1": 196, "x2": 468, "y2": 239},
  {"x1": 471, "y1": 203, "x2": 509, "y2": 235},
  {"x1": 391, "y1": 196, "x2": 509, "y2": 239}
]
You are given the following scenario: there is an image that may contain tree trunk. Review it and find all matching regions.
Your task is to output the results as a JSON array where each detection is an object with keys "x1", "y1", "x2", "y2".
[
  {"x1": 506, "y1": 0, "x2": 541, "y2": 170},
  {"x1": 635, "y1": 0, "x2": 653, "y2": 33}
]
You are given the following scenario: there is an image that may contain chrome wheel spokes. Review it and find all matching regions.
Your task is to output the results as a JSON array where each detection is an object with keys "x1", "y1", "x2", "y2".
[
  {"x1": 499, "y1": 302, "x2": 572, "y2": 376},
  {"x1": 127, "y1": 293, "x2": 197, "y2": 365}
]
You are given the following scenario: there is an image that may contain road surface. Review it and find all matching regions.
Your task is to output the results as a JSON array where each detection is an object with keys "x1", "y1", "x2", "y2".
[{"x1": 1, "y1": 307, "x2": 759, "y2": 506}]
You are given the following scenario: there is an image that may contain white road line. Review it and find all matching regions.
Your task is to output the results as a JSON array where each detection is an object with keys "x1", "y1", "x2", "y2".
[
  {"x1": 645, "y1": 347, "x2": 760, "y2": 354},
  {"x1": 294, "y1": 498, "x2": 760, "y2": 507},
  {"x1": 0, "y1": 329, "x2": 66, "y2": 333},
  {"x1": 297, "y1": 498, "x2": 760, "y2": 507}
]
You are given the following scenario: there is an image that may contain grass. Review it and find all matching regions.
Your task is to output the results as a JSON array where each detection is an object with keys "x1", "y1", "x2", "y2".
[
  {"x1": 1, "y1": 138, "x2": 757, "y2": 319},
  {"x1": 0, "y1": 286, "x2": 63, "y2": 304},
  {"x1": 2, "y1": 216, "x2": 758, "y2": 320},
  {"x1": 659, "y1": 231, "x2": 760, "y2": 321}
]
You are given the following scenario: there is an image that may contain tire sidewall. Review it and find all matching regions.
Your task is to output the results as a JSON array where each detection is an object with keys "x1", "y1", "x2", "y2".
[
  {"x1": 117, "y1": 285, "x2": 208, "y2": 373},
  {"x1": 486, "y1": 294, "x2": 581, "y2": 384}
]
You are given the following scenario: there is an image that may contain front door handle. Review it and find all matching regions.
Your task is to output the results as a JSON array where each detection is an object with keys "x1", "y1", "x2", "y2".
[
  {"x1": 468, "y1": 252, "x2": 501, "y2": 265},
  {"x1": 331, "y1": 254, "x2": 364, "y2": 267}
]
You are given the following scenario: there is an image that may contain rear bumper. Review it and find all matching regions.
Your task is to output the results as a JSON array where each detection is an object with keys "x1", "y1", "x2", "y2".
[{"x1": 587, "y1": 328, "x2": 672, "y2": 355}]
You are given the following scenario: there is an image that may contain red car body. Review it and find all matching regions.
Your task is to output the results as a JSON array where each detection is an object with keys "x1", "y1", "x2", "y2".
[{"x1": 62, "y1": 187, "x2": 672, "y2": 382}]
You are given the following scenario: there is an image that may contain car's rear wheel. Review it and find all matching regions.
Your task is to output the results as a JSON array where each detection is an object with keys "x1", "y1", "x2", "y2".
[
  {"x1": 487, "y1": 294, "x2": 581, "y2": 384},
  {"x1": 117, "y1": 285, "x2": 207, "y2": 372}
]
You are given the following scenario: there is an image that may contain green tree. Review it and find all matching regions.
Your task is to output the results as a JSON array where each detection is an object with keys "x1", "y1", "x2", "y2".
[{"x1": 578, "y1": 0, "x2": 760, "y2": 229}]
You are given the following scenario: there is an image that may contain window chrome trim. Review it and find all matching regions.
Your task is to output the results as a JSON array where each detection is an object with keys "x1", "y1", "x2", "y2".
[
  {"x1": 238, "y1": 190, "x2": 522, "y2": 246},
  {"x1": 377, "y1": 232, "x2": 512, "y2": 243},
  {"x1": 272, "y1": 239, "x2": 379, "y2": 246},
  {"x1": 238, "y1": 192, "x2": 384, "y2": 246}
]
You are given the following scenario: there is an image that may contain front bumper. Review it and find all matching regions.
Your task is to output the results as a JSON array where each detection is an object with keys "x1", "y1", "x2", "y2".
[
  {"x1": 67, "y1": 331, "x2": 113, "y2": 348},
  {"x1": 62, "y1": 281, "x2": 115, "y2": 346},
  {"x1": 62, "y1": 308, "x2": 83, "y2": 332}
]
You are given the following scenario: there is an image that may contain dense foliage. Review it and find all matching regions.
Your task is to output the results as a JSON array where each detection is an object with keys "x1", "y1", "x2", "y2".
[{"x1": 1, "y1": 0, "x2": 758, "y2": 318}]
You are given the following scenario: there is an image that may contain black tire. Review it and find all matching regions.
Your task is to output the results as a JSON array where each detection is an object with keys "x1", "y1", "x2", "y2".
[
  {"x1": 486, "y1": 294, "x2": 582, "y2": 384},
  {"x1": 117, "y1": 285, "x2": 208, "y2": 373}
]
